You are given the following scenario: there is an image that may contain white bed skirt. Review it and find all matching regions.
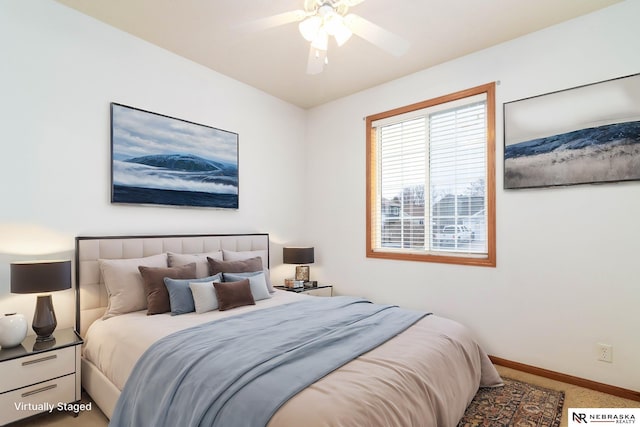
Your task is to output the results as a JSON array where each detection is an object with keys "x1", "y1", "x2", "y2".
[{"x1": 82, "y1": 358, "x2": 119, "y2": 419}]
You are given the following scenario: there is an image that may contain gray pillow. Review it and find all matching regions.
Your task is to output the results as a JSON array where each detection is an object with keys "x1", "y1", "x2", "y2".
[
  {"x1": 222, "y1": 249, "x2": 274, "y2": 293},
  {"x1": 163, "y1": 273, "x2": 222, "y2": 315},
  {"x1": 207, "y1": 256, "x2": 263, "y2": 275},
  {"x1": 168, "y1": 251, "x2": 223, "y2": 278},
  {"x1": 223, "y1": 272, "x2": 271, "y2": 302},
  {"x1": 99, "y1": 254, "x2": 168, "y2": 319}
]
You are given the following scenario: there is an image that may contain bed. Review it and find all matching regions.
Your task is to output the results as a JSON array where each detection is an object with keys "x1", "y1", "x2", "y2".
[{"x1": 76, "y1": 233, "x2": 502, "y2": 427}]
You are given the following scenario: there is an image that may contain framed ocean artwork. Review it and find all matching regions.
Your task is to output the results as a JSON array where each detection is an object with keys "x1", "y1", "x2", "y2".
[
  {"x1": 504, "y1": 73, "x2": 640, "y2": 189},
  {"x1": 110, "y1": 103, "x2": 239, "y2": 208}
]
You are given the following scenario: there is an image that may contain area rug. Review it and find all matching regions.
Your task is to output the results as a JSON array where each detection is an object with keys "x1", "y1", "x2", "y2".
[{"x1": 458, "y1": 377, "x2": 564, "y2": 427}]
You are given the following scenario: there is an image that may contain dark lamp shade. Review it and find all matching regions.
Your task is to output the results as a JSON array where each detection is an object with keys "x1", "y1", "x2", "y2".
[
  {"x1": 282, "y1": 247, "x2": 314, "y2": 265},
  {"x1": 10, "y1": 260, "x2": 72, "y2": 294}
]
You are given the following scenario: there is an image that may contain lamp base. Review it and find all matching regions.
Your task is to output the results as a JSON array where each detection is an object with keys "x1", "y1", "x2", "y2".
[
  {"x1": 35, "y1": 334, "x2": 55, "y2": 343},
  {"x1": 32, "y1": 295, "x2": 57, "y2": 342},
  {"x1": 294, "y1": 265, "x2": 310, "y2": 282},
  {"x1": 33, "y1": 338, "x2": 57, "y2": 351}
]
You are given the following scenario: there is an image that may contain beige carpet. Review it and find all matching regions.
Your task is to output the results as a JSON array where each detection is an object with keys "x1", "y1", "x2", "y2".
[
  {"x1": 8, "y1": 365, "x2": 640, "y2": 427},
  {"x1": 496, "y1": 366, "x2": 640, "y2": 427}
]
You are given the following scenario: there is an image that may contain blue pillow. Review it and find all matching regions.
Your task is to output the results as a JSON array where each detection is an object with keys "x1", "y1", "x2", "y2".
[
  {"x1": 164, "y1": 273, "x2": 222, "y2": 315},
  {"x1": 223, "y1": 272, "x2": 271, "y2": 302}
]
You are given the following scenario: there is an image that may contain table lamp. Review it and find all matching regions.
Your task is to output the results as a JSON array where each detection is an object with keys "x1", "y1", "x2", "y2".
[
  {"x1": 283, "y1": 247, "x2": 314, "y2": 283},
  {"x1": 10, "y1": 260, "x2": 71, "y2": 342}
]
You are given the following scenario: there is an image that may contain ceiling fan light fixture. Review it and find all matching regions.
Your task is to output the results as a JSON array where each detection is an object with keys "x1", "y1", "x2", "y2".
[
  {"x1": 333, "y1": 23, "x2": 352, "y2": 46},
  {"x1": 311, "y1": 28, "x2": 329, "y2": 51},
  {"x1": 321, "y1": 8, "x2": 341, "y2": 35},
  {"x1": 299, "y1": 16, "x2": 322, "y2": 42},
  {"x1": 301, "y1": 4, "x2": 353, "y2": 50},
  {"x1": 239, "y1": 0, "x2": 408, "y2": 76}
]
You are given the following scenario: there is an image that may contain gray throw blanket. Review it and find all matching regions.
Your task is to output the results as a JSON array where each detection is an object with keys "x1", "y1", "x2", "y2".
[{"x1": 109, "y1": 296, "x2": 428, "y2": 427}]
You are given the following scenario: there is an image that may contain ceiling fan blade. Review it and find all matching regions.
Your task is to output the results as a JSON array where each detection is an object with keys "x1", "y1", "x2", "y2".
[
  {"x1": 344, "y1": 14, "x2": 409, "y2": 57},
  {"x1": 233, "y1": 10, "x2": 307, "y2": 33},
  {"x1": 307, "y1": 46, "x2": 326, "y2": 75}
]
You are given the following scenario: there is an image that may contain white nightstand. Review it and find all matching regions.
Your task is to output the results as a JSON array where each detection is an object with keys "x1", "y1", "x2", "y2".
[
  {"x1": 0, "y1": 328, "x2": 83, "y2": 426},
  {"x1": 275, "y1": 284, "x2": 333, "y2": 297}
]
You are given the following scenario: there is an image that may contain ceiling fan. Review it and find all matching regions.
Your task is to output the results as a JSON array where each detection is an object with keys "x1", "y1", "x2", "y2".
[{"x1": 236, "y1": 0, "x2": 410, "y2": 75}]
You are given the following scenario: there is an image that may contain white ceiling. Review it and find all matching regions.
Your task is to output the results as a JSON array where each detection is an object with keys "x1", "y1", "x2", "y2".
[{"x1": 55, "y1": 0, "x2": 621, "y2": 109}]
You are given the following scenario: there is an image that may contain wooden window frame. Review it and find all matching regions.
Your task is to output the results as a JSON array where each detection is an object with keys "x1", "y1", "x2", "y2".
[{"x1": 366, "y1": 83, "x2": 496, "y2": 267}]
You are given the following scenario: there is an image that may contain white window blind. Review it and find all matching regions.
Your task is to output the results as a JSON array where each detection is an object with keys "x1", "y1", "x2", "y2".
[
  {"x1": 378, "y1": 117, "x2": 426, "y2": 250},
  {"x1": 429, "y1": 100, "x2": 487, "y2": 254},
  {"x1": 372, "y1": 93, "x2": 488, "y2": 257}
]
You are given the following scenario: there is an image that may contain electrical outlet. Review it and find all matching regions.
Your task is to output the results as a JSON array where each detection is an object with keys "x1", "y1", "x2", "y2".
[{"x1": 597, "y1": 343, "x2": 613, "y2": 363}]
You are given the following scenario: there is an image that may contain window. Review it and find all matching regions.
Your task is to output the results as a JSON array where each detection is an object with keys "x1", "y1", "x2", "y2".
[{"x1": 366, "y1": 83, "x2": 496, "y2": 267}]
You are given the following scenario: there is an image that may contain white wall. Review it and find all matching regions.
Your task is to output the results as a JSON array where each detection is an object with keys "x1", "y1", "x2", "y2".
[
  {"x1": 1, "y1": 0, "x2": 638, "y2": 393},
  {"x1": 306, "y1": 1, "x2": 640, "y2": 391},
  {"x1": 0, "y1": 1, "x2": 307, "y2": 331}
]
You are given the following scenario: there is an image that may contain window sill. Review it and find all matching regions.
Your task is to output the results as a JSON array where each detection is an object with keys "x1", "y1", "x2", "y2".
[{"x1": 366, "y1": 249, "x2": 496, "y2": 267}]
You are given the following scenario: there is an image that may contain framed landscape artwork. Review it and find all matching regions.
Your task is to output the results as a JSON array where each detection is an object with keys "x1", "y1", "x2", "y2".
[
  {"x1": 111, "y1": 103, "x2": 239, "y2": 209},
  {"x1": 503, "y1": 73, "x2": 640, "y2": 189}
]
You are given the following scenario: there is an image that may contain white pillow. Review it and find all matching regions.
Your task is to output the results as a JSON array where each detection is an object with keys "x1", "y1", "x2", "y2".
[
  {"x1": 190, "y1": 279, "x2": 222, "y2": 313},
  {"x1": 168, "y1": 251, "x2": 223, "y2": 278},
  {"x1": 99, "y1": 253, "x2": 168, "y2": 319},
  {"x1": 223, "y1": 272, "x2": 271, "y2": 302},
  {"x1": 222, "y1": 249, "x2": 273, "y2": 292}
]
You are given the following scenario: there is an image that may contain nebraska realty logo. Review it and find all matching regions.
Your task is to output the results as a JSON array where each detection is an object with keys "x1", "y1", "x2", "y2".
[{"x1": 569, "y1": 408, "x2": 639, "y2": 425}]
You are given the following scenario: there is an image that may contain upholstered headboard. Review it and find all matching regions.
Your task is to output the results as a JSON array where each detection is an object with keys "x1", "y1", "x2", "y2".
[{"x1": 75, "y1": 233, "x2": 269, "y2": 337}]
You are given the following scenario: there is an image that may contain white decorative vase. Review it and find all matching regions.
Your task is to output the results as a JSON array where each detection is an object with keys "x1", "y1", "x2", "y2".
[{"x1": 0, "y1": 313, "x2": 28, "y2": 349}]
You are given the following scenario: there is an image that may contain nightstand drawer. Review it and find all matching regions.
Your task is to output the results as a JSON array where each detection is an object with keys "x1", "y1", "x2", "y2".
[
  {"x1": 0, "y1": 373, "x2": 76, "y2": 425},
  {"x1": 0, "y1": 346, "x2": 75, "y2": 394}
]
